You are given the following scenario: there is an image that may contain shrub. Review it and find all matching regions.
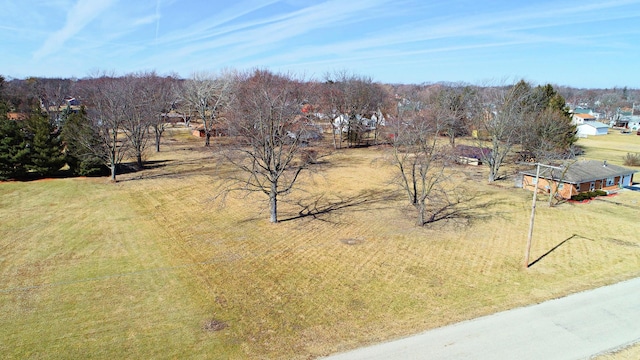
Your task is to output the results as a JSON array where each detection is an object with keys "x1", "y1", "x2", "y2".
[
  {"x1": 594, "y1": 190, "x2": 607, "y2": 197},
  {"x1": 623, "y1": 153, "x2": 640, "y2": 167},
  {"x1": 571, "y1": 190, "x2": 607, "y2": 202},
  {"x1": 571, "y1": 193, "x2": 589, "y2": 201}
]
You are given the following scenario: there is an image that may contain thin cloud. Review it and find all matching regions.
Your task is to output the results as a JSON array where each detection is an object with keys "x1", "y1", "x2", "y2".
[
  {"x1": 33, "y1": 0, "x2": 116, "y2": 60},
  {"x1": 153, "y1": 0, "x2": 394, "y2": 65}
]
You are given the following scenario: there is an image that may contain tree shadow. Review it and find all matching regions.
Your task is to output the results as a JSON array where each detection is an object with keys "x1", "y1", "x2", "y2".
[
  {"x1": 422, "y1": 192, "x2": 506, "y2": 227},
  {"x1": 279, "y1": 189, "x2": 401, "y2": 223},
  {"x1": 528, "y1": 234, "x2": 595, "y2": 268}
]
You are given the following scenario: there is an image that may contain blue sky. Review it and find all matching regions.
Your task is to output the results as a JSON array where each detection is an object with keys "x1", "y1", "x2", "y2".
[{"x1": 2, "y1": 0, "x2": 640, "y2": 88}]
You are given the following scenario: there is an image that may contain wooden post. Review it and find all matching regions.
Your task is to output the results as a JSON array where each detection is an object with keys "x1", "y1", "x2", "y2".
[
  {"x1": 524, "y1": 164, "x2": 540, "y2": 268},
  {"x1": 524, "y1": 163, "x2": 563, "y2": 268}
]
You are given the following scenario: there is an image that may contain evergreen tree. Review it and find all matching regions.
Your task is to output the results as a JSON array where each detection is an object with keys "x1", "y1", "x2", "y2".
[
  {"x1": 25, "y1": 111, "x2": 66, "y2": 177},
  {"x1": 0, "y1": 116, "x2": 29, "y2": 180},
  {"x1": 61, "y1": 107, "x2": 108, "y2": 176}
]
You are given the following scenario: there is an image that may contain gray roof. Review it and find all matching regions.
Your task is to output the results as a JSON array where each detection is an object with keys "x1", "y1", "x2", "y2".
[
  {"x1": 579, "y1": 121, "x2": 609, "y2": 129},
  {"x1": 521, "y1": 160, "x2": 636, "y2": 184}
]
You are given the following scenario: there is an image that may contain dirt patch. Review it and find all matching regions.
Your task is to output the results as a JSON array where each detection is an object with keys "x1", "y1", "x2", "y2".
[{"x1": 203, "y1": 318, "x2": 228, "y2": 332}]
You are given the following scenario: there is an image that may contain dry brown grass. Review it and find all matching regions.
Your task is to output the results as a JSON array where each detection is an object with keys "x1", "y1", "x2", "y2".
[{"x1": 1, "y1": 129, "x2": 639, "y2": 359}]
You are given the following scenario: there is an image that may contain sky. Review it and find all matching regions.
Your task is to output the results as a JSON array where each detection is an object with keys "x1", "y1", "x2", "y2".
[{"x1": 1, "y1": 0, "x2": 640, "y2": 88}]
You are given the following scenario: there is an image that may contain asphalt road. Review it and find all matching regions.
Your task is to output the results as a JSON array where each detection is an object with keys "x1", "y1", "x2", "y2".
[{"x1": 324, "y1": 277, "x2": 640, "y2": 360}]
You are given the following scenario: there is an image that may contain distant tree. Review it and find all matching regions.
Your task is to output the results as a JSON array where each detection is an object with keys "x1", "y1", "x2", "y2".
[
  {"x1": 149, "y1": 74, "x2": 181, "y2": 152},
  {"x1": 0, "y1": 116, "x2": 29, "y2": 180},
  {"x1": 36, "y1": 78, "x2": 76, "y2": 128},
  {"x1": 24, "y1": 111, "x2": 66, "y2": 177},
  {"x1": 223, "y1": 70, "x2": 319, "y2": 223},
  {"x1": 321, "y1": 71, "x2": 389, "y2": 148},
  {"x1": 519, "y1": 84, "x2": 576, "y2": 162},
  {"x1": 474, "y1": 80, "x2": 532, "y2": 182},
  {"x1": 119, "y1": 73, "x2": 153, "y2": 169},
  {"x1": 76, "y1": 75, "x2": 129, "y2": 181},
  {"x1": 181, "y1": 71, "x2": 234, "y2": 146},
  {"x1": 427, "y1": 83, "x2": 476, "y2": 148},
  {"x1": 60, "y1": 106, "x2": 108, "y2": 176}
]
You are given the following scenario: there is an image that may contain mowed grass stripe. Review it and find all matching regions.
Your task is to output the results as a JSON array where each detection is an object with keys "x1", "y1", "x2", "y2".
[{"x1": 2, "y1": 132, "x2": 640, "y2": 359}]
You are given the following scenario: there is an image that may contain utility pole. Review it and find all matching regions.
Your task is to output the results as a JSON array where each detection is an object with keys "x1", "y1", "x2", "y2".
[{"x1": 524, "y1": 162, "x2": 562, "y2": 268}]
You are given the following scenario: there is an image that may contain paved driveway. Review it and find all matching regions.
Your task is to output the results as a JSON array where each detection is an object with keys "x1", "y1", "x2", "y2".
[{"x1": 324, "y1": 277, "x2": 640, "y2": 359}]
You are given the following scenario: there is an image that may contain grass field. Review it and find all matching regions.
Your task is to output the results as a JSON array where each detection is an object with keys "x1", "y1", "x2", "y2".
[
  {"x1": 579, "y1": 130, "x2": 640, "y2": 165},
  {"x1": 1, "y1": 129, "x2": 639, "y2": 359}
]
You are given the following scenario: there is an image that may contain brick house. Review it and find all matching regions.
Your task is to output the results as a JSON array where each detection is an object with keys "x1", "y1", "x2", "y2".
[{"x1": 518, "y1": 160, "x2": 636, "y2": 199}]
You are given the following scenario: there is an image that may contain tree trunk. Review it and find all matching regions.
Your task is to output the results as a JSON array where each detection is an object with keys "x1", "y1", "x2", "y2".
[
  {"x1": 136, "y1": 153, "x2": 143, "y2": 169},
  {"x1": 155, "y1": 127, "x2": 161, "y2": 152},
  {"x1": 205, "y1": 132, "x2": 211, "y2": 147},
  {"x1": 417, "y1": 202, "x2": 425, "y2": 226},
  {"x1": 269, "y1": 182, "x2": 278, "y2": 223},
  {"x1": 110, "y1": 163, "x2": 116, "y2": 182}
]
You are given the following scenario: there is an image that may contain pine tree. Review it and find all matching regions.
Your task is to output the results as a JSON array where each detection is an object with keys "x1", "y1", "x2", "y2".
[
  {"x1": 25, "y1": 112, "x2": 66, "y2": 177},
  {"x1": 0, "y1": 116, "x2": 30, "y2": 180},
  {"x1": 61, "y1": 107, "x2": 108, "y2": 176}
]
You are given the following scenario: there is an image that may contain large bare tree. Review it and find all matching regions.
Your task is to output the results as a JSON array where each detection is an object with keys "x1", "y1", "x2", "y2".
[
  {"x1": 223, "y1": 70, "x2": 319, "y2": 223},
  {"x1": 389, "y1": 95, "x2": 467, "y2": 226},
  {"x1": 474, "y1": 81, "x2": 532, "y2": 182},
  {"x1": 74, "y1": 75, "x2": 129, "y2": 182}
]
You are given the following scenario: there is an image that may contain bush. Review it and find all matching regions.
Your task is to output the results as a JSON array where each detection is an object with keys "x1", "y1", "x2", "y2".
[
  {"x1": 571, "y1": 193, "x2": 590, "y2": 201},
  {"x1": 593, "y1": 189, "x2": 607, "y2": 197},
  {"x1": 571, "y1": 190, "x2": 608, "y2": 202},
  {"x1": 623, "y1": 153, "x2": 640, "y2": 167}
]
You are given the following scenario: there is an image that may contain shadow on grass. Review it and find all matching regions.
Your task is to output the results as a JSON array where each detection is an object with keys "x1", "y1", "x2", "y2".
[
  {"x1": 279, "y1": 189, "x2": 402, "y2": 223},
  {"x1": 528, "y1": 234, "x2": 595, "y2": 268},
  {"x1": 421, "y1": 192, "x2": 507, "y2": 227}
]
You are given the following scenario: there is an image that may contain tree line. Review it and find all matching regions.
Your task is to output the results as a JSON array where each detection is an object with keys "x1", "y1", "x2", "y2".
[{"x1": 1, "y1": 70, "x2": 592, "y2": 224}]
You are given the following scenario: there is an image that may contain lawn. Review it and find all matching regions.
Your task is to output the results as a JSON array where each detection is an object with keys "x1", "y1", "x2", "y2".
[
  {"x1": 1, "y1": 129, "x2": 639, "y2": 359},
  {"x1": 578, "y1": 130, "x2": 640, "y2": 165}
]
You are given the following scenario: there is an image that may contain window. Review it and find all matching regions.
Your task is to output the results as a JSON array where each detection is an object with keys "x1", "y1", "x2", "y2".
[{"x1": 606, "y1": 177, "x2": 615, "y2": 186}]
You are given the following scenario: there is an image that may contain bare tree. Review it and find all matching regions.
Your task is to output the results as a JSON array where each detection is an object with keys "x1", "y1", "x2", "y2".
[
  {"x1": 181, "y1": 71, "x2": 234, "y2": 146},
  {"x1": 427, "y1": 83, "x2": 476, "y2": 148},
  {"x1": 118, "y1": 73, "x2": 153, "y2": 169},
  {"x1": 75, "y1": 75, "x2": 129, "y2": 181},
  {"x1": 321, "y1": 71, "x2": 389, "y2": 148},
  {"x1": 389, "y1": 95, "x2": 465, "y2": 226},
  {"x1": 223, "y1": 70, "x2": 319, "y2": 223},
  {"x1": 140, "y1": 73, "x2": 181, "y2": 153},
  {"x1": 36, "y1": 78, "x2": 76, "y2": 128},
  {"x1": 474, "y1": 81, "x2": 532, "y2": 182}
]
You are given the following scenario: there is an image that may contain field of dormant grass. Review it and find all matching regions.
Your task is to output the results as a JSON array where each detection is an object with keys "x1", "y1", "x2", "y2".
[{"x1": 1, "y1": 128, "x2": 639, "y2": 359}]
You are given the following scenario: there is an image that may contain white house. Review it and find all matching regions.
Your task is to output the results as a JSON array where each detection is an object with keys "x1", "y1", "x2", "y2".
[
  {"x1": 627, "y1": 116, "x2": 640, "y2": 131},
  {"x1": 577, "y1": 121, "x2": 609, "y2": 137},
  {"x1": 571, "y1": 113, "x2": 596, "y2": 125}
]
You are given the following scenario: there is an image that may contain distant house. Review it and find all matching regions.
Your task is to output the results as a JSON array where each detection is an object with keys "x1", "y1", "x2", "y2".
[
  {"x1": 455, "y1": 145, "x2": 491, "y2": 166},
  {"x1": 571, "y1": 113, "x2": 596, "y2": 125},
  {"x1": 161, "y1": 112, "x2": 190, "y2": 126},
  {"x1": 576, "y1": 121, "x2": 608, "y2": 137},
  {"x1": 573, "y1": 108, "x2": 596, "y2": 116},
  {"x1": 626, "y1": 116, "x2": 640, "y2": 131},
  {"x1": 518, "y1": 160, "x2": 636, "y2": 199},
  {"x1": 192, "y1": 124, "x2": 227, "y2": 138},
  {"x1": 6, "y1": 112, "x2": 28, "y2": 121}
]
